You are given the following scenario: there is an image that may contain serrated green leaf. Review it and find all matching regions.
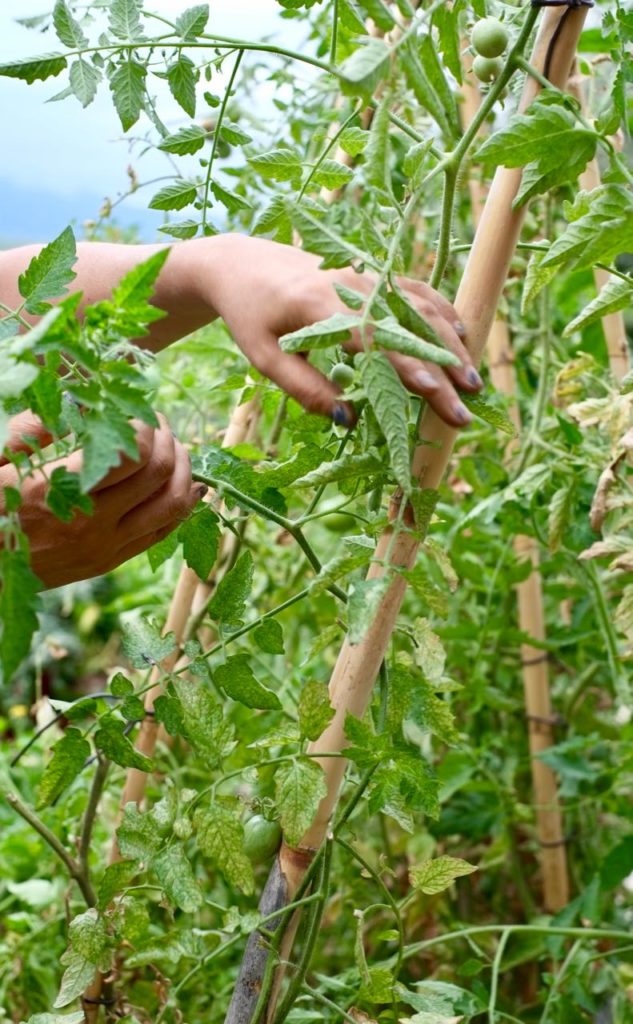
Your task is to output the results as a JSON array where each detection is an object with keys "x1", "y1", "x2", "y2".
[
  {"x1": 340, "y1": 38, "x2": 390, "y2": 98},
  {"x1": 357, "y1": 352, "x2": 411, "y2": 494},
  {"x1": 211, "y1": 181, "x2": 251, "y2": 213},
  {"x1": 418, "y1": 34, "x2": 459, "y2": 137},
  {"x1": 339, "y1": 126, "x2": 369, "y2": 157},
  {"x1": 26, "y1": 1013, "x2": 85, "y2": 1024},
  {"x1": 414, "y1": 617, "x2": 446, "y2": 683},
  {"x1": 109, "y1": 0, "x2": 144, "y2": 41},
  {"x1": 109, "y1": 57, "x2": 146, "y2": 131},
  {"x1": 253, "y1": 618, "x2": 285, "y2": 654},
  {"x1": 563, "y1": 276, "x2": 633, "y2": 336},
  {"x1": 117, "y1": 804, "x2": 162, "y2": 862},
  {"x1": 207, "y1": 551, "x2": 253, "y2": 626},
  {"x1": 364, "y1": 96, "x2": 391, "y2": 191},
  {"x1": 461, "y1": 394, "x2": 517, "y2": 436},
  {"x1": 312, "y1": 159, "x2": 354, "y2": 191},
  {"x1": 172, "y1": 679, "x2": 235, "y2": 761},
  {"x1": 53, "y1": 1, "x2": 87, "y2": 48},
  {"x1": 280, "y1": 312, "x2": 359, "y2": 354},
  {"x1": 178, "y1": 504, "x2": 220, "y2": 581},
  {"x1": 298, "y1": 679, "x2": 335, "y2": 741},
  {"x1": 18, "y1": 226, "x2": 77, "y2": 315},
  {"x1": 295, "y1": 450, "x2": 384, "y2": 488},
  {"x1": 0, "y1": 548, "x2": 40, "y2": 681},
  {"x1": 356, "y1": 0, "x2": 395, "y2": 31},
  {"x1": 53, "y1": 951, "x2": 96, "y2": 1008},
  {"x1": 248, "y1": 147, "x2": 302, "y2": 182},
  {"x1": 167, "y1": 55, "x2": 197, "y2": 117},
  {"x1": 348, "y1": 576, "x2": 391, "y2": 645},
  {"x1": 0, "y1": 54, "x2": 67, "y2": 84},
  {"x1": 215, "y1": 655, "x2": 281, "y2": 710},
  {"x1": 94, "y1": 717, "x2": 153, "y2": 771},
  {"x1": 37, "y1": 728, "x2": 90, "y2": 809},
  {"x1": 374, "y1": 316, "x2": 460, "y2": 367},
  {"x1": 149, "y1": 179, "x2": 198, "y2": 211},
  {"x1": 540, "y1": 185, "x2": 633, "y2": 272},
  {"x1": 521, "y1": 249, "x2": 558, "y2": 311},
  {"x1": 548, "y1": 482, "x2": 575, "y2": 553},
  {"x1": 45, "y1": 467, "x2": 92, "y2": 522},
  {"x1": 158, "y1": 220, "x2": 199, "y2": 240},
  {"x1": 194, "y1": 801, "x2": 254, "y2": 894},
  {"x1": 153, "y1": 845, "x2": 203, "y2": 912},
  {"x1": 121, "y1": 619, "x2": 176, "y2": 668},
  {"x1": 291, "y1": 204, "x2": 369, "y2": 270},
  {"x1": 175, "y1": 4, "x2": 209, "y2": 39},
  {"x1": 78, "y1": 410, "x2": 138, "y2": 491},
  {"x1": 68, "y1": 909, "x2": 109, "y2": 965},
  {"x1": 275, "y1": 758, "x2": 327, "y2": 847},
  {"x1": 97, "y1": 860, "x2": 138, "y2": 910},
  {"x1": 69, "y1": 58, "x2": 100, "y2": 107},
  {"x1": 158, "y1": 124, "x2": 207, "y2": 155},
  {"x1": 402, "y1": 42, "x2": 453, "y2": 139}
]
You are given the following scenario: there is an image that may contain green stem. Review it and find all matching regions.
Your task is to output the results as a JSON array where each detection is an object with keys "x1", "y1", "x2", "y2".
[
  {"x1": 330, "y1": 0, "x2": 339, "y2": 65},
  {"x1": 336, "y1": 836, "x2": 405, "y2": 978},
  {"x1": 298, "y1": 105, "x2": 361, "y2": 201},
  {"x1": 401, "y1": 924, "x2": 633, "y2": 962},
  {"x1": 581, "y1": 561, "x2": 626, "y2": 704},
  {"x1": 488, "y1": 928, "x2": 511, "y2": 1023},
  {"x1": 540, "y1": 939, "x2": 581, "y2": 1024},
  {"x1": 202, "y1": 50, "x2": 244, "y2": 232},
  {"x1": 429, "y1": 166, "x2": 457, "y2": 289},
  {"x1": 5, "y1": 791, "x2": 96, "y2": 907},
  {"x1": 79, "y1": 755, "x2": 110, "y2": 876}
]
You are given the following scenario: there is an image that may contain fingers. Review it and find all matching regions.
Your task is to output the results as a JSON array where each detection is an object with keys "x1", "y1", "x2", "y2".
[
  {"x1": 90, "y1": 419, "x2": 158, "y2": 491},
  {"x1": 0, "y1": 412, "x2": 54, "y2": 466},
  {"x1": 98, "y1": 417, "x2": 177, "y2": 512},
  {"x1": 251, "y1": 336, "x2": 356, "y2": 427},
  {"x1": 387, "y1": 353, "x2": 473, "y2": 428},
  {"x1": 116, "y1": 436, "x2": 199, "y2": 541}
]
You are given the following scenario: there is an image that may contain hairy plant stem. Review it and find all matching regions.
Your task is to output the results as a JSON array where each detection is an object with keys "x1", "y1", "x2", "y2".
[
  {"x1": 401, "y1": 923, "x2": 633, "y2": 962},
  {"x1": 5, "y1": 791, "x2": 96, "y2": 907},
  {"x1": 580, "y1": 561, "x2": 626, "y2": 704},
  {"x1": 79, "y1": 754, "x2": 110, "y2": 876},
  {"x1": 540, "y1": 938, "x2": 581, "y2": 1023},
  {"x1": 488, "y1": 928, "x2": 511, "y2": 1023},
  {"x1": 202, "y1": 50, "x2": 244, "y2": 233}
]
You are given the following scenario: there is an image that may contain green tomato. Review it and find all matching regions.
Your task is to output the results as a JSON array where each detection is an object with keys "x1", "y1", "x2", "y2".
[
  {"x1": 471, "y1": 17, "x2": 509, "y2": 59},
  {"x1": 330, "y1": 362, "x2": 355, "y2": 388},
  {"x1": 472, "y1": 55, "x2": 503, "y2": 83},
  {"x1": 243, "y1": 815, "x2": 282, "y2": 863}
]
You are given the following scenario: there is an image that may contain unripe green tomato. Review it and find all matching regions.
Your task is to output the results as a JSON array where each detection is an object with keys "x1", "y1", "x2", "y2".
[
  {"x1": 330, "y1": 362, "x2": 355, "y2": 388},
  {"x1": 471, "y1": 17, "x2": 509, "y2": 58},
  {"x1": 243, "y1": 815, "x2": 282, "y2": 863},
  {"x1": 173, "y1": 817, "x2": 193, "y2": 840},
  {"x1": 472, "y1": 55, "x2": 503, "y2": 83}
]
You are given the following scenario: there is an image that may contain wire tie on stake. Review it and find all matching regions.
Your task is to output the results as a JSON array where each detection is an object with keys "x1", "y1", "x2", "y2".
[
  {"x1": 525, "y1": 711, "x2": 565, "y2": 728},
  {"x1": 82, "y1": 996, "x2": 117, "y2": 1006},
  {"x1": 530, "y1": 1, "x2": 593, "y2": 7},
  {"x1": 521, "y1": 653, "x2": 549, "y2": 666},
  {"x1": 538, "y1": 836, "x2": 570, "y2": 848},
  {"x1": 529, "y1": 0, "x2": 594, "y2": 79}
]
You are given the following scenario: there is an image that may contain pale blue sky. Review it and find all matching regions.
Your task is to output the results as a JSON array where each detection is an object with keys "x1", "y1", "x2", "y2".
[{"x1": 0, "y1": 1, "x2": 305, "y2": 243}]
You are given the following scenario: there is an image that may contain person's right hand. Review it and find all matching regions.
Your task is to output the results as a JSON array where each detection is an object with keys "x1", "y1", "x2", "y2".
[{"x1": 0, "y1": 413, "x2": 204, "y2": 589}]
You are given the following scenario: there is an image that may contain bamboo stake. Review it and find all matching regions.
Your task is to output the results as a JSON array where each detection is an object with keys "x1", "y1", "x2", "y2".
[
  {"x1": 461, "y1": 53, "x2": 569, "y2": 913},
  {"x1": 226, "y1": 8, "x2": 588, "y2": 1022}
]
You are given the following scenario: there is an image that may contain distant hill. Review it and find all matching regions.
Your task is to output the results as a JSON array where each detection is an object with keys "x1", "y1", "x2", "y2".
[{"x1": 0, "y1": 177, "x2": 163, "y2": 247}]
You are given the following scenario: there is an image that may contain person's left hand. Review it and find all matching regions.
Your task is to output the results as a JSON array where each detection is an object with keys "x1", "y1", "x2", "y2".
[{"x1": 204, "y1": 234, "x2": 481, "y2": 428}]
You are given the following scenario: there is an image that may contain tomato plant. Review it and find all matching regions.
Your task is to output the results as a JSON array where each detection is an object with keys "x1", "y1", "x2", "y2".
[{"x1": 0, "y1": 1, "x2": 631, "y2": 1023}]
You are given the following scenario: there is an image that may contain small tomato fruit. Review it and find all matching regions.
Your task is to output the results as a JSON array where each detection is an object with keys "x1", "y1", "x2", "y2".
[
  {"x1": 243, "y1": 815, "x2": 282, "y2": 863},
  {"x1": 472, "y1": 55, "x2": 503, "y2": 83},
  {"x1": 330, "y1": 362, "x2": 355, "y2": 388},
  {"x1": 471, "y1": 17, "x2": 509, "y2": 59}
]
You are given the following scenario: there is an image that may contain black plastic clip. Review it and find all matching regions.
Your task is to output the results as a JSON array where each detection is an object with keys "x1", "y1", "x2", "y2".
[{"x1": 531, "y1": 1, "x2": 594, "y2": 7}]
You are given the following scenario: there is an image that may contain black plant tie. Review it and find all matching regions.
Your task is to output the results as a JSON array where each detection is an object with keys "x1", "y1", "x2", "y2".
[
  {"x1": 530, "y1": 0, "x2": 593, "y2": 80},
  {"x1": 82, "y1": 996, "x2": 117, "y2": 1006}
]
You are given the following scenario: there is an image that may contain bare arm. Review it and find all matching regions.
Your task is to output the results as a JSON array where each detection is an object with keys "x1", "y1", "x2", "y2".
[{"x1": 0, "y1": 234, "x2": 482, "y2": 427}]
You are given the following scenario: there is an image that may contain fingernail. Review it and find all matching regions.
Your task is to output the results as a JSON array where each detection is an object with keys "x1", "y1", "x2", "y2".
[
  {"x1": 172, "y1": 430, "x2": 179, "y2": 440},
  {"x1": 195, "y1": 484, "x2": 209, "y2": 500},
  {"x1": 332, "y1": 402, "x2": 352, "y2": 427},
  {"x1": 454, "y1": 402, "x2": 472, "y2": 425},
  {"x1": 455, "y1": 321, "x2": 466, "y2": 338},
  {"x1": 416, "y1": 370, "x2": 438, "y2": 393},
  {"x1": 467, "y1": 368, "x2": 483, "y2": 389}
]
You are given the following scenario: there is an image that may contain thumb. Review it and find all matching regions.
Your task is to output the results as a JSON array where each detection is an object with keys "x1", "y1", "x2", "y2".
[
  {"x1": 1, "y1": 411, "x2": 54, "y2": 466},
  {"x1": 258, "y1": 347, "x2": 356, "y2": 428}
]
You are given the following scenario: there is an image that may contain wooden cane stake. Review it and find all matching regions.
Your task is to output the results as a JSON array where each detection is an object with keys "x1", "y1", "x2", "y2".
[
  {"x1": 461, "y1": 52, "x2": 569, "y2": 913},
  {"x1": 226, "y1": 8, "x2": 589, "y2": 1023}
]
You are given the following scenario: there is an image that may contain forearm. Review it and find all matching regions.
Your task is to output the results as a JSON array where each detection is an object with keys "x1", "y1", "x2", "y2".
[{"x1": 0, "y1": 235, "x2": 239, "y2": 351}]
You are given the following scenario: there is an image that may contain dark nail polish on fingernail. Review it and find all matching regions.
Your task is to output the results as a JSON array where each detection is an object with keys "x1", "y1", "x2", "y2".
[
  {"x1": 467, "y1": 368, "x2": 483, "y2": 388},
  {"x1": 454, "y1": 403, "x2": 472, "y2": 425},
  {"x1": 455, "y1": 321, "x2": 466, "y2": 338},
  {"x1": 332, "y1": 402, "x2": 352, "y2": 427},
  {"x1": 195, "y1": 485, "x2": 209, "y2": 500}
]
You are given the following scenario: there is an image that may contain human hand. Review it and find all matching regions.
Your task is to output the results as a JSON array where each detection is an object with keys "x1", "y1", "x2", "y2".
[
  {"x1": 206, "y1": 235, "x2": 482, "y2": 428},
  {"x1": 0, "y1": 413, "x2": 203, "y2": 589}
]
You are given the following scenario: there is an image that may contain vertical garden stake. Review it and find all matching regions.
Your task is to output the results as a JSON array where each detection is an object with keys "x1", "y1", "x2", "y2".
[
  {"x1": 225, "y1": 6, "x2": 589, "y2": 1023},
  {"x1": 461, "y1": 54, "x2": 569, "y2": 913}
]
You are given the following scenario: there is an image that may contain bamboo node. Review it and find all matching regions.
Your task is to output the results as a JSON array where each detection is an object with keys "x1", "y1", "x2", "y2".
[
  {"x1": 525, "y1": 711, "x2": 565, "y2": 728},
  {"x1": 538, "y1": 836, "x2": 570, "y2": 848},
  {"x1": 521, "y1": 654, "x2": 549, "y2": 667}
]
